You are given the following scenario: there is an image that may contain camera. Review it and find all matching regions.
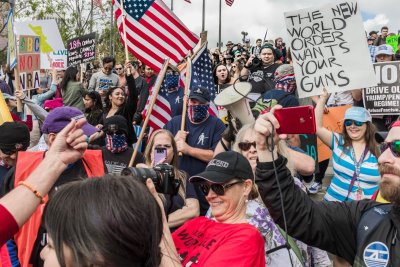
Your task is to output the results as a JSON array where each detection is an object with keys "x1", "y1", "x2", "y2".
[
  {"x1": 121, "y1": 164, "x2": 181, "y2": 195},
  {"x1": 251, "y1": 57, "x2": 262, "y2": 68}
]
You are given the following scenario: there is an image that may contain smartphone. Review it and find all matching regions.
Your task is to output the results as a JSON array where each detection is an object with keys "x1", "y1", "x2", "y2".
[
  {"x1": 154, "y1": 147, "x2": 167, "y2": 166},
  {"x1": 274, "y1": 106, "x2": 316, "y2": 134}
]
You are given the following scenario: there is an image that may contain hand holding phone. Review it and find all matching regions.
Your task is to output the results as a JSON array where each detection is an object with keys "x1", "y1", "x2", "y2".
[{"x1": 274, "y1": 106, "x2": 316, "y2": 135}]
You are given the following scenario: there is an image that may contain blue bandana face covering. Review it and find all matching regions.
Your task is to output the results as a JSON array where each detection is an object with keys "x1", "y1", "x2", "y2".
[
  {"x1": 106, "y1": 133, "x2": 128, "y2": 153},
  {"x1": 165, "y1": 73, "x2": 180, "y2": 89},
  {"x1": 189, "y1": 104, "x2": 209, "y2": 123}
]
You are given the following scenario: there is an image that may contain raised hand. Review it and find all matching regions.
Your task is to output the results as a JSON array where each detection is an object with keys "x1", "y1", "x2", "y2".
[{"x1": 46, "y1": 119, "x2": 88, "y2": 167}]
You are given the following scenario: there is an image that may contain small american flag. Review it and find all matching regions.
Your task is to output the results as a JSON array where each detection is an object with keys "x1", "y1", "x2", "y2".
[
  {"x1": 113, "y1": 0, "x2": 199, "y2": 72},
  {"x1": 93, "y1": 0, "x2": 105, "y2": 14},
  {"x1": 185, "y1": 43, "x2": 218, "y2": 117},
  {"x1": 142, "y1": 64, "x2": 172, "y2": 136},
  {"x1": 225, "y1": 0, "x2": 234, "y2": 6}
]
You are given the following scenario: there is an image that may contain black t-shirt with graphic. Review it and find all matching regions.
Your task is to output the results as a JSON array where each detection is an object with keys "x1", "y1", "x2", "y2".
[
  {"x1": 101, "y1": 147, "x2": 144, "y2": 175},
  {"x1": 248, "y1": 63, "x2": 280, "y2": 94}
]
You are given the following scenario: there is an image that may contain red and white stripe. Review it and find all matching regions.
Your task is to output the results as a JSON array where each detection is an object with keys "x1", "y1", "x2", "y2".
[
  {"x1": 225, "y1": 0, "x2": 234, "y2": 6},
  {"x1": 113, "y1": 0, "x2": 199, "y2": 72},
  {"x1": 142, "y1": 89, "x2": 172, "y2": 136}
]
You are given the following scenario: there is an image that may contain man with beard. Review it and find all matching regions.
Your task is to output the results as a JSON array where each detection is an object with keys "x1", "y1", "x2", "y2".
[{"x1": 254, "y1": 107, "x2": 399, "y2": 267}]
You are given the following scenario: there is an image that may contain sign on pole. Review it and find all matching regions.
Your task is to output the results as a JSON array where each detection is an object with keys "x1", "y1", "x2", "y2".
[
  {"x1": 15, "y1": 20, "x2": 65, "y2": 52},
  {"x1": 284, "y1": 1, "x2": 377, "y2": 98},
  {"x1": 363, "y1": 61, "x2": 400, "y2": 115},
  {"x1": 7, "y1": 10, "x2": 17, "y2": 70},
  {"x1": 19, "y1": 35, "x2": 41, "y2": 90},
  {"x1": 67, "y1": 33, "x2": 96, "y2": 66},
  {"x1": 41, "y1": 50, "x2": 68, "y2": 70},
  {"x1": 386, "y1": 35, "x2": 400, "y2": 54}
]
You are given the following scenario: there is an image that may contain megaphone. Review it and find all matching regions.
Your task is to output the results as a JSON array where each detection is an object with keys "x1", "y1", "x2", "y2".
[{"x1": 214, "y1": 82, "x2": 254, "y2": 125}]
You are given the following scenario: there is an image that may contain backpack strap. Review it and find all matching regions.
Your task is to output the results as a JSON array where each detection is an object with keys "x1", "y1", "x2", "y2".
[
  {"x1": 357, "y1": 204, "x2": 392, "y2": 247},
  {"x1": 265, "y1": 225, "x2": 305, "y2": 264}
]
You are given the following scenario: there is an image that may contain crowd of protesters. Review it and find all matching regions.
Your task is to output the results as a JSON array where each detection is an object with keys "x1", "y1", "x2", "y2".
[{"x1": 0, "y1": 24, "x2": 399, "y2": 267}]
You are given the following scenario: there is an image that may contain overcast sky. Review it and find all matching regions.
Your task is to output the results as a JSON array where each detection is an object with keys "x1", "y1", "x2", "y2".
[{"x1": 165, "y1": 0, "x2": 397, "y2": 49}]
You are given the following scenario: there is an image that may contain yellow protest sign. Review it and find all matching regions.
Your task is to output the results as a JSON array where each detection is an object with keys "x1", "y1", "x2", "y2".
[{"x1": 0, "y1": 91, "x2": 13, "y2": 125}]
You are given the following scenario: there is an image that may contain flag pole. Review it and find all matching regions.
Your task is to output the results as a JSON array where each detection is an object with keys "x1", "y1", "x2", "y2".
[
  {"x1": 128, "y1": 58, "x2": 171, "y2": 167},
  {"x1": 218, "y1": 0, "x2": 222, "y2": 49},
  {"x1": 202, "y1": 0, "x2": 205, "y2": 32},
  {"x1": 121, "y1": 0, "x2": 129, "y2": 61},
  {"x1": 14, "y1": 50, "x2": 22, "y2": 112},
  {"x1": 178, "y1": 57, "x2": 192, "y2": 156}
]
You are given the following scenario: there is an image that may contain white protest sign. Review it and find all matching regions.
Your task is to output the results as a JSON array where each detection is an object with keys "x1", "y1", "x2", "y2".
[
  {"x1": 15, "y1": 20, "x2": 65, "y2": 53},
  {"x1": 284, "y1": 1, "x2": 377, "y2": 98},
  {"x1": 40, "y1": 50, "x2": 68, "y2": 70}
]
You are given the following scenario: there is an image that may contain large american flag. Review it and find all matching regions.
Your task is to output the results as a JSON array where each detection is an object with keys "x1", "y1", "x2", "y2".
[
  {"x1": 113, "y1": 0, "x2": 199, "y2": 72},
  {"x1": 142, "y1": 65, "x2": 172, "y2": 136},
  {"x1": 183, "y1": 43, "x2": 218, "y2": 117}
]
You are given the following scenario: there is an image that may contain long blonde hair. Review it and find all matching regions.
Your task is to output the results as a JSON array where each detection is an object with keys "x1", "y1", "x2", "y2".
[{"x1": 144, "y1": 129, "x2": 186, "y2": 202}]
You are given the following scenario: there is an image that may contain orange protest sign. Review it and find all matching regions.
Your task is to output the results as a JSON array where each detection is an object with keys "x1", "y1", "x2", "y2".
[
  {"x1": 0, "y1": 91, "x2": 13, "y2": 125},
  {"x1": 317, "y1": 105, "x2": 351, "y2": 162}
]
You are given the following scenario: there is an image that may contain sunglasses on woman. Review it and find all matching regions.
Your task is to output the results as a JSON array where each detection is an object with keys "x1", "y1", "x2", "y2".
[
  {"x1": 380, "y1": 140, "x2": 400, "y2": 157},
  {"x1": 238, "y1": 141, "x2": 256, "y2": 151},
  {"x1": 344, "y1": 120, "x2": 364, "y2": 127},
  {"x1": 200, "y1": 181, "x2": 243, "y2": 196}
]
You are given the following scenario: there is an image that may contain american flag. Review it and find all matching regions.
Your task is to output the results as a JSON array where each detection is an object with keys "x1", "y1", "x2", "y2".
[
  {"x1": 225, "y1": 0, "x2": 234, "y2": 6},
  {"x1": 142, "y1": 63, "x2": 172, "y2": 136},
  {"x1": 113, "y1": 0, "x2": 199, "y2": 72},
  {"x1": 183, "y1": 43, "x2": 218, "y2": 117}
]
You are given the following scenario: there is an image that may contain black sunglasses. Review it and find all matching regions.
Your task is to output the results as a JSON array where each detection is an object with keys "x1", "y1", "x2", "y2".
[
  {"x1": 238, "y1": 141, "x2": 256, "y2": 151},
  {"x1": 115, "y1": 68, "x2": 123, "y2": 70},
  {"x1": 380, "y1": 140, "x2": 400, "y2": 157},
  {"x1": 200, "y1": 181, "x2": 243, "y2": 196}
]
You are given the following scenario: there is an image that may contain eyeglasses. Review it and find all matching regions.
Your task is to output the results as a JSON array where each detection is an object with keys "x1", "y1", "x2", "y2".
[
  {"x1": 380, "y1": 140, "x2": 400, "y2": 157},
  {"x1": 115, "y1": 68, "x2": 123, "y2": 70},
  {"x1": 344, "y1": 120, "x2": 364, "y2": 127},
  {"x1": 238, "y1": 141, "x2": 256, "y2": 151},
  {"x1": 200, "y1": 181, "x2": 243, "y2": 196}
]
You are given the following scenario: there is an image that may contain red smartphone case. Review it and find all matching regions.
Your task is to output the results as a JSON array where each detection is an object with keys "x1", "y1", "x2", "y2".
[{"x1": 274, "y1": 106, "x2": 316, "y2": 134}]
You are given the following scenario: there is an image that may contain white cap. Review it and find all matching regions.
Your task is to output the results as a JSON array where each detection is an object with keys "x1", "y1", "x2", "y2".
[{"x1": 376, "y1": 44, "x2": 394, "y2": 56}]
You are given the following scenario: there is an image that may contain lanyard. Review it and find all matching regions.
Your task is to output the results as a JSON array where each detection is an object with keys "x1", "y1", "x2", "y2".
[{"x1": 345, "y1": 146, "x2": 369, "y2": 201}]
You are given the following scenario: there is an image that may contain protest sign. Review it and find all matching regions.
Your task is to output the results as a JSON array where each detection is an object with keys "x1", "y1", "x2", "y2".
[
  {"x1": 386, "y1": 35, "x2": 399, "y2": 53},
  {"x1": 67, "y1": 33, "x2": 96, "y2": 66},
  {"x1": 284, "y1": 1, "x2": 377, "y2": 98},
  {"x1": 363, "y1": 61, "x2": 400, "y2": 115},
  {"x1": 300, "y1": 134, "x2": 319, "y2": 173},
  {"x1": 0, "y1": 92, "x2": 13, "y2": 125},
  {"x1": 41, "y1": 50, "x2": 68, "y2": 70},
  {"x1": 15, "y1": 20, "x2": 65, "y2": 52},
  {"x1": 18, "y1": 35, "x2": 40, "y2": 90},
  {"x1": 7, "y1": 10, "x2": 17, "y2": 70},
  {"x1": 317, "y1": 105, "x2": 351, "y2": 162}
]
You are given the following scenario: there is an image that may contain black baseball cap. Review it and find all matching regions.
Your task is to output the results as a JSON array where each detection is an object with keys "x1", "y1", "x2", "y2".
[
  {"x1": 189, "y1": 151, "x2": 254, "y2": 183},
  {"x1": 103, "y1": 115, "x2": 129, "y2": 136},
  {"x1": 189, "y1": 87, "x2": 211, "y2": 103},
  {"x1": 0, "y1": 122, "x2": 30, "y2": 151}
]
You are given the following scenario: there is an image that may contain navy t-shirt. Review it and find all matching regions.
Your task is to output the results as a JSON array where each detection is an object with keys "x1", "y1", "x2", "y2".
[
  {"x1": 167, "y1": 88, "x2": 184, "y2": 117},
  {"x1": 165, "y1": 115, "x2": 225, "y2": 177},
  {"x1": 165, "y1": 115, "x2": 225, "y2": 215}
]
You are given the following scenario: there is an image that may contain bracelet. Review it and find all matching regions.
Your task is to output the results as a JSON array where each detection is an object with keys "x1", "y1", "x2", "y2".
[{"x1": 18, "y1": 181, "x2": 44, "y2": 203}]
